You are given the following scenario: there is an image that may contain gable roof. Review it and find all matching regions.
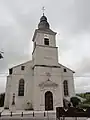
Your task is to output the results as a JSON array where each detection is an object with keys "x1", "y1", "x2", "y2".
[
  {"x1": 9, "y1": 60, "x2": 32, "y2": 69},
  {"x1": 58, "y1": 63, "x2": 75, "y2": 73}
]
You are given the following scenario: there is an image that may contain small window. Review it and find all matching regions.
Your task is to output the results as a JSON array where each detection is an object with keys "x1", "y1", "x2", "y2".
[
  {"x1": 44, "y1": 38, "x2": 49, "y2": 45},
  {"x1": 64, "y1": 68, "x2": 67, "y2": 72},
  {"x1": 21, "y1": 66, "x2": 25, "y2": 70},
  {"x1": 9, "y1": 68, "x2": 13, "y2": 74}
]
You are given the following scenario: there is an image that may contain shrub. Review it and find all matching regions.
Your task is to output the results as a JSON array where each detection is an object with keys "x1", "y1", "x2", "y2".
[
  {"x1": 70, "y1": 97, "x2": 81, "y2": 107},
  {"x1": 25, "y1": 102, "x2": 34, "y2": 111},
  {"x1": 79, "y1": 104, "x2": 90, "y2": 109}
]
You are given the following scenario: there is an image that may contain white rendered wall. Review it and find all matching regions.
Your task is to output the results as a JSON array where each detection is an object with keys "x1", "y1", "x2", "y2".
[
  {"x1": 32, "y1": 30, "x2": 58, "y2": 67},
  {"x1": 5, "y1": 61, "x2": 33, "y2": 110},
  {"x1": 33, "y1": 66, "x2": 63, "y2": 111},
  {"x1": 33, "y1": 32, "x2": 56, "y2": 47},
  {"x1": 33, "y1": 45, "x2": 58, "y2": 66},
  {"x1": 60, "y1": 65, "x2": 75, "y2": 100},
  {"x1": 4, "y1": 26, "x2": 75, "y2": 111}
]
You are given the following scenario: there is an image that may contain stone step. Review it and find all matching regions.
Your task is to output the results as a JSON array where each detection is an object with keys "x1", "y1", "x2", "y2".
[{"x1": 0, "y1": 116, "x2": 56, "y2": 120}]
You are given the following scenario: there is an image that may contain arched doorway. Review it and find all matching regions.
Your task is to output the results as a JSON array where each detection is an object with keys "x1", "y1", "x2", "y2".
[{"x1": 45, "y1": 91, "x2": 53, "y2": 110}]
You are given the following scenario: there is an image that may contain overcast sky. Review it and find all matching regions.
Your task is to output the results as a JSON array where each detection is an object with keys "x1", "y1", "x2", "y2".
[{"x1": 0, "y1": 0, "x2": 90, "y2": 93}]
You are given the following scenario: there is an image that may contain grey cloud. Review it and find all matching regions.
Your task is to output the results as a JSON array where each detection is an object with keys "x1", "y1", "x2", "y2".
[
  {"x1": 75, "y1": 57, "x2": 90, "y2": 75},
  {"x1": 75, "y1": 0, "x2": 90, "y2": 30},
  {"x1": 48, "y1": 0, "x2": 90, "y2": 35}
]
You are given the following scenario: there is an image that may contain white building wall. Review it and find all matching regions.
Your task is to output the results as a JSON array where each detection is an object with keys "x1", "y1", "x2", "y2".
[
  {"x1": 4, "y1": 16, "x2": 76, "y2": 111},
  {"x1": 33, "y1": 66, "x2": 63, "y2": 111},
  {"x1": 33, "y1": 32, "x2": 56, "y2": 47},
  {"x1": 60, "y1": 65, "x2": 75, "y2": 101},
  {"x1": 5, "y1": 61, "x2": 75, "y2": 110},
  {"x1": 5, "y1": 61, "x2": 33, "y2": 110},
  {"x1": 32, "y1": 45, "x2": 58, "y2": 66}
]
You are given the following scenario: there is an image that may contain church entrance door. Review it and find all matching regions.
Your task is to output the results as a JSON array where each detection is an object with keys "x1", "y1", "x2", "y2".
[{"x1": 45, "y1": 91, "x2": 53, "y2": 110}]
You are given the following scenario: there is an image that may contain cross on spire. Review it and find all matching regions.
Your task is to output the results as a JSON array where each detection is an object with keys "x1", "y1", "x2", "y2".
[{"x1": 42, "y1": 6, "x2": 45, "y2": 16}]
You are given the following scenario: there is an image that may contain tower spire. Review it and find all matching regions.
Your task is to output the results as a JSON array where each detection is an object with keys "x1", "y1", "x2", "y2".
[
  {"x1": 42, "y1": 6, "x2": 45, "y2": 16},
  {"x1": 38, "y1": 7, "x2": 50, "y2": 29}
]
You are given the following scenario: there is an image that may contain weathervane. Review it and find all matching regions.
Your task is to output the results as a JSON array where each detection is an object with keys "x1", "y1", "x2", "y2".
[{"x1": 42, "y1": 6, "x2": 45, "y2": 16}]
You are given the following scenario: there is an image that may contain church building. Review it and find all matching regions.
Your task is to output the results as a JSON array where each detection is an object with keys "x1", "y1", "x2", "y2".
[{"x1": 4, "y1": 14, "x2": 75, "y2": 111}]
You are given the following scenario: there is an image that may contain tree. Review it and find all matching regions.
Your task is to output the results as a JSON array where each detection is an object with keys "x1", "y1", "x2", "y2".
[{"x1": 70, "y1": 97, "x2": 81, "y2": 107}]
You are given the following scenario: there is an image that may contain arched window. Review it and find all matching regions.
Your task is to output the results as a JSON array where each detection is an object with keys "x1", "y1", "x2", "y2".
[
  {"x1": 63, "y1": 80, "x2": 69, "y2": 96},
  {"x1": 44, "y1": 38, "x2": 49, "y2": 45},
  {"x1": 18, "y1": 79, "x2": 24, "y2": 96}
]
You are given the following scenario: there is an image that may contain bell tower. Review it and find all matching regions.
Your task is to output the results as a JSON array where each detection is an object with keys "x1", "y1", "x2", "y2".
[{"x1": 32, "y1": 14, "x2": 59, "y2": 66}]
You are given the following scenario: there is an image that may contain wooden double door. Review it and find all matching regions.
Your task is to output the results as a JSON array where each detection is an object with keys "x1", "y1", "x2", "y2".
[{"x1": 45, "y1": 91, "x2": 53, "y2": 110}]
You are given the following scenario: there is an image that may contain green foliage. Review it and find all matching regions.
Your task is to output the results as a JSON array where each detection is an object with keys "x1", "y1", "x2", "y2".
[
  {"x1": 0, "y1": 93, "x2": 5, "y2": 107},
  {"x1": 83, "y1": 99, "x2": 90, "y2": 104},
  {"x1": 79, "y1": 103, "x2": 90, "y2": 109},
  {"x1": 76, "y1": 93, "x2": 85, "y2": 98},
  {"x1": 70, "y1": 97, "x2": 81, "y2": 107},
  {"x1": 77, "y1": 92, "x2": 90, "y2": 100},
  {"x1": 77, "y1": 92, "x2": 90, "y2": 106}
]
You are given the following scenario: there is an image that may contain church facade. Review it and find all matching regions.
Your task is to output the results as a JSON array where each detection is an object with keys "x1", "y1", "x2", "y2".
[{"x1": 4, "y1": 14, "x2": 75, "y2": 111}]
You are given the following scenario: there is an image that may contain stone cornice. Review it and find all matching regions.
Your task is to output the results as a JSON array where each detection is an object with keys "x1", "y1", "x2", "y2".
[
  {"x1": 32, "y1": 29, "x2": 57, "y2": 42},
  {"x1": 39, "y1": 79, "x2": 58, "y2": 88},
  {"x1": 32, "y1": 64, "x2": 61, "y2": 69}
]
